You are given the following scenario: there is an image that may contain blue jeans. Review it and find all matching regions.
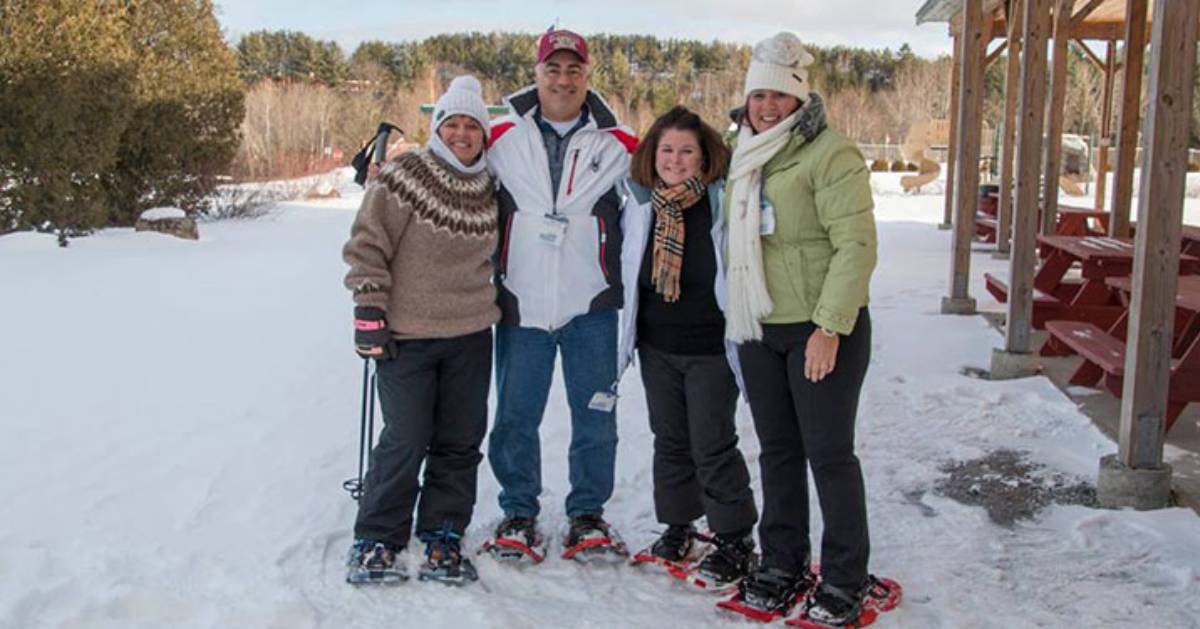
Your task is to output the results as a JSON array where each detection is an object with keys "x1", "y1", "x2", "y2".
[{"x1": 489, "y1": 309, "x2": 618, "y2": 519}]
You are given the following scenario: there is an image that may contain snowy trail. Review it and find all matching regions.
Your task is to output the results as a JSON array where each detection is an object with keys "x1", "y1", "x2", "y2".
[{"x1": 2, "y1": 182, "x2": 1199, "y2": 628}]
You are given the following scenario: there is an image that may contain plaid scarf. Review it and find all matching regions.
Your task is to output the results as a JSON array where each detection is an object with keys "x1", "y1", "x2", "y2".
[{"x1": 650, "y1": 176, "x2": 705, "y2": 303}]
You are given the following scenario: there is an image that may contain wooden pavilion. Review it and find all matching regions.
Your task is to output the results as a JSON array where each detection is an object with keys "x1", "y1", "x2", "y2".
[{"x1": 917, "y1": 0, "x2": 1199, "y2": 509}]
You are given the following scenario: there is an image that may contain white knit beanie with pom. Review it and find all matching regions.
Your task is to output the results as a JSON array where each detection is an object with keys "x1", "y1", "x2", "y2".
[
  {"x1": 431, "y1": 75, "x2": 491, "y2": 137},
  {"x1": 743, "y1": 32, "x2": 815, "y2": 100}
]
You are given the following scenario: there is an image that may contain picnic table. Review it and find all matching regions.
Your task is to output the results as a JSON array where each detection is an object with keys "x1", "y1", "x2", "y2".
[
  {"x1": 1121, "y1": 223, "x2": 1200, "y2": 256},
  {"x1": 984, "y1": 235, "x2": 1200, "y2": 329},
  {"x1": 1054, "y1": 205, "x2": 1110, "y2": 237},
  {"x1": 974, "y1": 204, "x2": 1111, "y2": 243},
  {"x1": 1181, "y1": 225, "x2": 1200, "y2": 257},
  {"x1": 1039, "y1": 274, "x2": 1200, "y2": 432}
]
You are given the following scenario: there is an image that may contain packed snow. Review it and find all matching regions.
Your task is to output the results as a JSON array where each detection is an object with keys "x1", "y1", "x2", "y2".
[{"x1": 2, "y1": 170, "x2": 1199, "y2": 628}]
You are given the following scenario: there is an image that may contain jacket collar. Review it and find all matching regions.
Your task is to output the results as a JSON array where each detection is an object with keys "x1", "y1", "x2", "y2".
[{"x1": 505, "y1": 85, "x2": 620, "y2": 130}]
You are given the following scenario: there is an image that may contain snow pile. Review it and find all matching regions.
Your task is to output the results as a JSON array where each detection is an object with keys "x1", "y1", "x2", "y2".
[
  {"x1": 139, "y1": 207, "x2": 187, "y2": 221},
  {"x1": 1, "y1": 191, "x2": 1198, "y2": 628}
]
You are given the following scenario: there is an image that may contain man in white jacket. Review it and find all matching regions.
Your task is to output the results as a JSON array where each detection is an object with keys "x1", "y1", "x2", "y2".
[{"x1": 483, "y1": 29, "x2": 638, "y2": 563}]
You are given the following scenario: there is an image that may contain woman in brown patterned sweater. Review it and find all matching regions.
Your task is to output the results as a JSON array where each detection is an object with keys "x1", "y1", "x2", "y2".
[{"x1": 341, "y1": 75, "x2": 497, "y2": 586}]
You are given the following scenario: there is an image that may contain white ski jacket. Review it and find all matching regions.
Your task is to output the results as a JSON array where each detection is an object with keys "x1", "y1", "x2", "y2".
[{"x1": 488, "y1": 86, "x2": 638, "y2": 331}]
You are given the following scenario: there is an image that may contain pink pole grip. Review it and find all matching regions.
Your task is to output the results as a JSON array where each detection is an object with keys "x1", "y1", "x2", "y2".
[{"x1": 354, "y1": 319, "x2": 387, "y2": 331}]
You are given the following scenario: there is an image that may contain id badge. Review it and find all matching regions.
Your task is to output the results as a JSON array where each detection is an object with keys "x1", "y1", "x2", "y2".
[
  {"x1": 539, "y1": 214, "x2": 569, "y2": 247},
  {"x1": 588, "y1": 391, "x2": 618, "y2": 413},
  {"x1": 760, "y1": 199, "x2": 776, "y2": 236}
]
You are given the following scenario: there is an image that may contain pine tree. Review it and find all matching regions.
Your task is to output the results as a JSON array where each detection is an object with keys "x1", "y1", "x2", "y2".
[
  {"x1": 103, "y1": 0, "x2": 245, "y2": 224},
  {"x1": 0, "y1": 0, "x2": 136, "y2": 237}
]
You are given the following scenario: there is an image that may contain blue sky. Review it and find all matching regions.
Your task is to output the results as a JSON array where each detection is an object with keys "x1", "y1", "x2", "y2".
[{"x1": 213, "y1": 1, "x2": 954, "y2": 58}]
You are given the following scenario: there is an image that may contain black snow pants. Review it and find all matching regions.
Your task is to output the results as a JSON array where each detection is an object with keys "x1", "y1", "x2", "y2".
[
  {"x1": 354, "y1": 328, "x2": 492, "y2": 548},
  {"x1": 736, "y1": 308, "x2": 872, "y2": 590},
  {"x1": 638, "y1": 345, "x2": 758, "y2": 536}
]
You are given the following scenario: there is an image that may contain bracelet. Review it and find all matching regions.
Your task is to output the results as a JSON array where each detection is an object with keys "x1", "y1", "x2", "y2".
[{"x1": 819, "y1": 327, "x2": 838, "y2": 338}]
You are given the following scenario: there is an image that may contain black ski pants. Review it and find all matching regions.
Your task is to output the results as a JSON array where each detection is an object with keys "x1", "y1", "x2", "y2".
[
  {"x1": 354, "y1": 328, "x2": 491, "y2": 548},
  {"x1": 737, "y1": 308, "x2": 871, "y2": 589},
  {"x1": 638, "y1": 345, "x2": 757, "y2": 536}
]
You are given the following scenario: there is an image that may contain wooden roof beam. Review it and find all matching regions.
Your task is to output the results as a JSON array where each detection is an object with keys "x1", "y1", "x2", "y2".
[
  {"x1": 949, "y1": 0, "x2": 1008, "y2": 34},
  {"x1": 1073, "y1": 38, "x2": 1106, "y2": 71},
  {"x1": 985, "y1": 40, "x2": 1010, "y2": 66},
  {"x1": 1071, "y1": 0, "x2": 1109, "y2": 27},
  {"x1": 976, "y1": 17, "x2": 1136, "y2": 41}
]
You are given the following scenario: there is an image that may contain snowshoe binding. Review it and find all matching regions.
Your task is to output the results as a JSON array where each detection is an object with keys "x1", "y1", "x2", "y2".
[
  {"x1": 418, "y1": 529, "x2": 478, "y2": 586},
  {"x1": 788, "y1": 581, "x2": 871, "y2": 628},
  {"x1": 346, "y1": 538, "x2": 408, "y2": 585},
  {"x1": 862, "y1": 575, "x2": 903, "y2": 613},
  {"x1": 686, "y1": 532, "x2": 757, "y2": 593},
  {"x1": 718, "y1": 565, "x2": 818, "y2": 622},
  {"x1": 481, "y1": 515, "x2": 547, "y2": 564},
  {"x1": 787, "y1": 576, "x2": 902, "y2": 628},
  {"x1": 631, "y1": 523, "x2": 705, "y2": 574},
  {"x1": 561, "y1": 514, "x2": 629, "y2": 563}
]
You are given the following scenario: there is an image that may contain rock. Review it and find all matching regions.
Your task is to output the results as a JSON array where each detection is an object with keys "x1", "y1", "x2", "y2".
[{"x1": 135, "y1": 207, "x2": 198, "y2": 240}]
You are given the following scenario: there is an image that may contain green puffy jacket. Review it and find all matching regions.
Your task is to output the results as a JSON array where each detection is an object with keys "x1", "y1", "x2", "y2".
[{"x1": 749, "y1": 127, "x2": 878, "y2": 335}]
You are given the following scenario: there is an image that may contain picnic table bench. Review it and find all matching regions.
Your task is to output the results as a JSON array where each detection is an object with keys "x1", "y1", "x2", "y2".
[{"x1": 1038, "y1": 275, "x2": 1200, "y2": 432}]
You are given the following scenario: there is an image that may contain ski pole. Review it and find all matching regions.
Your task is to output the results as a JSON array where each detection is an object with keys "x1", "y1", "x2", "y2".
[{"x1": 343, "y1": 358, "x2": 374, "y2": 500}]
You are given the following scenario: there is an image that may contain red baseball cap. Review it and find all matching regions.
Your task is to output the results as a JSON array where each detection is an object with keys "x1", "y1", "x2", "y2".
[{"x1": 536, "y1": 29, "x2": 589, "y2": 65}]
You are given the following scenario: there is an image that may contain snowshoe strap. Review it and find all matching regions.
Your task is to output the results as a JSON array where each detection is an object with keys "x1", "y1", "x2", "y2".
[
  {"x1": 746, "y1": 567, "x2": 800, "y2": 595},
  {"x1": 866, "y1": 575, "x2": 890, "y2": 596},
  {"x1": 814, "y1": 582, "x2": 862, "y2": 610}
]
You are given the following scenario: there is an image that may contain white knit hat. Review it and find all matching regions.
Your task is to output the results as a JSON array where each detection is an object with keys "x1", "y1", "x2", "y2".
[
  {"x1": 431, "y1": 75, "x2": 491, "y2": 137},
  {"x1": 743, "y1": 32, "x2": 815, "y2": 100}
]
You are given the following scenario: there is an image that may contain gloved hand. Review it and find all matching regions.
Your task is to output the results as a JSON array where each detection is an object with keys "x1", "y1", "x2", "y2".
[{"x1": 354, "y1": 306, "x2": 392, "y2": 359}]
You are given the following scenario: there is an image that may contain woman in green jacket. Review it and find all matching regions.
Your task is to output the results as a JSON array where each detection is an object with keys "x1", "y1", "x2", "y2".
[{"x1": 722, "y1": 32, "x2": 883, "y2": 627}]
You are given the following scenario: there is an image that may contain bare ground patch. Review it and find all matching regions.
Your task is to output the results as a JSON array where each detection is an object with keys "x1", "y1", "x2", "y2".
[{"x1": 934, "y1": 449, "x2": 1097, "y2": 526}]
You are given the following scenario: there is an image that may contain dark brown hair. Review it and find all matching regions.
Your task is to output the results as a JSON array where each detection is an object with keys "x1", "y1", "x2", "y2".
[{"x1": 630, "y1": 106, "x2": 730, "y2": 188}]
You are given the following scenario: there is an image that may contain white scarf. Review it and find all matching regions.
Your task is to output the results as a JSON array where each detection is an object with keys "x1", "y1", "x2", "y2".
[
  {"x1": 427, "y1": 133, "x2": 488, "y2": 175},
  {"x1": 725, "y1": 109, "x2": 803, "y2": 342}
]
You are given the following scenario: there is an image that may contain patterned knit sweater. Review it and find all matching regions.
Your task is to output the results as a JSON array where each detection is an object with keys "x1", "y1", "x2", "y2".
[{"x1": 343, "y1": 149, "x2": 499, "y2": 339}]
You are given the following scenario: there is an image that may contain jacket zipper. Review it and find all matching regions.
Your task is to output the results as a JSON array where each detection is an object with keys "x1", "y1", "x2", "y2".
[
  {"x1": 566, "y1": 149, "x2": 580, "y2": 197},
  {"x1": 499, "y1": 213, "x2": 515, "y2": 278},
  {"x1": 598, "y1": 217, "x2": 609, "y2": 279}
]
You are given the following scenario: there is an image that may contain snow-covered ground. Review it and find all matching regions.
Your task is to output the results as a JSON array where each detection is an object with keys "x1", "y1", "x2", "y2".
[{"x1": 2, "y1": 173, "x2": 1199, "y2": 629}]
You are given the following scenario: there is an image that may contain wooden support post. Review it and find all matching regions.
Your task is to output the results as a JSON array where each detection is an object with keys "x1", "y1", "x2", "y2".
[
  {"x1": 1109, "y1": 0, "x2": 1150, "y2": 237},
  {"x1": 998, "y1": 0, "x2": 1024, "y2": 254},
  {"x1": 1095, "y1": 41, "x2": 1117, "y2": 212},
  {"x1": 943, "y1": 34, "x2": 963, "y2": 229},
  {"x1": 1002, "y1": 0, "x2": 1053, "y2": 359},
  {"x1": 945, "y1": 0, "x2": 988, "y2": 315},
  {"x1": 1040, "y1": 0, "x2": 1073, "y2": 234},
  {"x1": 1118, "y1": 0, "x2": 1200, "y2": 470}
]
